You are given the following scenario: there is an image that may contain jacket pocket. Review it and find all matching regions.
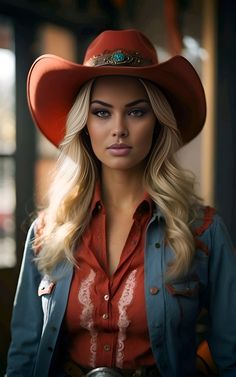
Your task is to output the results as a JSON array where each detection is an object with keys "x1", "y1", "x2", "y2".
[
  {"x1": 165, "y1": 279, "x2": 200, "y2": 326},
  {"x1": 166, "y1": 280, "x2": 199, "y2": 298}
]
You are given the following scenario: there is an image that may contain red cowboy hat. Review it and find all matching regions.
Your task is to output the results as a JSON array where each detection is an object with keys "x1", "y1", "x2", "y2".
[{"x1": 27, "y1": 28, "x2": 206, "y2": 147}]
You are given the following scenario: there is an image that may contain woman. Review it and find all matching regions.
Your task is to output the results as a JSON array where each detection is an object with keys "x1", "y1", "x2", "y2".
[{"x1": 6, "y1": 29, "x2": 236, "y2": 377}]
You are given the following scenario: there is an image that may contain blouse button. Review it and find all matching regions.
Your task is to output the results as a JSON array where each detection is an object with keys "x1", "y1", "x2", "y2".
[
  {"x1": 102, "y1": 313, "x2": 109, "y2": 320},
  {"x1": 150, "y1": 287, "x2": 159, "y2": 295},
  {"x1": 104, "y1": 294, "x2": 109, "y2": 301},
  {"x1": 104, "y1": 344, "x2": 111, "y2": 352},
  {"x1": 155, "y1": 242, "x2": 161, "y2": 249}
]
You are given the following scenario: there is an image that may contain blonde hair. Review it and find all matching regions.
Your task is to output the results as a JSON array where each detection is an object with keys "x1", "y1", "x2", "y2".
[
  {"x1": 34, "y1": 77, "x2": 200, "y2": 279},
  {"x1": 34, "y1": 80, "x2": 97, "y2": 273},
  {"x1": 141, "y1": 80, "x2": 200, "y2": 279}
]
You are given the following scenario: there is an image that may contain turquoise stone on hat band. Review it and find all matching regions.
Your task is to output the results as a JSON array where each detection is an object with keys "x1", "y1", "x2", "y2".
[{"x1": 112, "y1": 51, "x2": 126, "y2": 63}]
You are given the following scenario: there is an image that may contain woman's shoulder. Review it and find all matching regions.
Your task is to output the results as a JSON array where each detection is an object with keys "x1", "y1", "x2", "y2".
[
  {"x1": 192, "y1": 205, "x2": 217, "y2": 237},
  {"x1": 191, "y1": 205, "x2": 235, "y2": 259}
]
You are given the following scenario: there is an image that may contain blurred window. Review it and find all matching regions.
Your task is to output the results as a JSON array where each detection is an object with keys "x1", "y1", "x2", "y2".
[
  {"x1": 35, "y1": 24, "x2": 76, "y2": 207},
  {"x1": 0, "y1": 17, "x2": 16, "y2": 268}
]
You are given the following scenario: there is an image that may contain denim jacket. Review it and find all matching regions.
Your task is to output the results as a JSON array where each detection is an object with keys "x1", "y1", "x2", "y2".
[{"x1": 6, "y1": 207, "x2": 236, "y2": 377}]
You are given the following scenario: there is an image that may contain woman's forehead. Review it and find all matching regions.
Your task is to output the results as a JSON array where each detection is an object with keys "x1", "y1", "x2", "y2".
[{"x1": 91, "y1": 76, "x2": 148, "y2": 100}]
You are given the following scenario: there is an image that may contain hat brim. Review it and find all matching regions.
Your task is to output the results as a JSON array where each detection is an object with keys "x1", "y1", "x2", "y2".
[{"x1": 27, "y1": 54, "x2": 206, "y2": 146}]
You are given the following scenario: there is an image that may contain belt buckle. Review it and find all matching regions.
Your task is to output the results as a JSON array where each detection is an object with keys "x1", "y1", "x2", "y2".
[{"x1": 86, "y1": 367, "x2": 123, "y2": 377}]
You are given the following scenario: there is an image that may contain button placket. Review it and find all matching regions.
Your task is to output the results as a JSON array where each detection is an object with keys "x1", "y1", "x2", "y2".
[{"x1": 101, "y1": 282, "x2": 110, "y2": 324}]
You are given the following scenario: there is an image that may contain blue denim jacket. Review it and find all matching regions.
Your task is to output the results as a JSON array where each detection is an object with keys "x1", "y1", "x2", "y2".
[{"x1": 6, "y1": 207, "x2": 236, "y2": 377}]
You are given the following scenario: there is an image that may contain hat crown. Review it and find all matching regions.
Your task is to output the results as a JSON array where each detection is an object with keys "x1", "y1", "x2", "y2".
[{"x1": 83, "y1": 29, "x2": 159, "y2": 66}]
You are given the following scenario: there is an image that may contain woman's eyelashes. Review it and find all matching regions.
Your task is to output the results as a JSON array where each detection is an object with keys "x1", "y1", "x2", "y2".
[
  {"x1": 92, "y1": 109, "x2": 110, "y2": 118},
  {"x1": 91, "y1": 107, "x2": 148, "y2": 118},
  {"x1": 128, "y1": 108, "x2": 147, "y2": 117}
]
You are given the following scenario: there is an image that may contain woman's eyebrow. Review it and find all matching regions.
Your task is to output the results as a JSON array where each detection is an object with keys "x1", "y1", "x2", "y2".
[
  {"x1": 90, "y1": 99, "x2": 150, "y2": 107},
  {"x1": 125, "y1": 99, "x2": 150, "y2": 107},
  {"x1": 90, "y1": 100, "x2": 113, "y2": 107}
]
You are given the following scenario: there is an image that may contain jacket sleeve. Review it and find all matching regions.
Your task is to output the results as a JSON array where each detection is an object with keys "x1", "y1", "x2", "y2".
[
  {"x1": 206, "y1": 214, "x2": 236, "y2": 377},
  {"x1": 6, "y1": 220, "x2": 43, "y2": 377}
]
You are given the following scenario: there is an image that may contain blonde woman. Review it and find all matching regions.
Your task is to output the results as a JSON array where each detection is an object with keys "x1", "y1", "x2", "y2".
[{"x1": 6, "y1": 29, "x2": 236, "y2": 377}]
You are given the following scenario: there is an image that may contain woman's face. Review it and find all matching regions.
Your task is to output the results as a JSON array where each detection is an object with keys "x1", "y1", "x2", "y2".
[{"x1": 86, "y1": 76, "x2": 157, "y2": 173}]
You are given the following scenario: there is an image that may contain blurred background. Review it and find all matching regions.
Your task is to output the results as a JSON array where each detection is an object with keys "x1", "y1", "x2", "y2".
[{"x1": 0, "y1": 0, "x2": 235, "y2": 374}]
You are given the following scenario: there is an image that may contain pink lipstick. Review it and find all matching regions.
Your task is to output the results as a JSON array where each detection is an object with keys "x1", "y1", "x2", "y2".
[{"x1": 107, "y1": 143, "x2": 132, "y2": 156}]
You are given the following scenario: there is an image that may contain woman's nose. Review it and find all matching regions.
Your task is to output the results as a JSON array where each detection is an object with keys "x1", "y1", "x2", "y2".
[
  {"x1": 112, "y1": 128, "x2": 129, "y2": 137},
  {"x1": 111, "y1": 117, "x2": 129, "y2": 138}
]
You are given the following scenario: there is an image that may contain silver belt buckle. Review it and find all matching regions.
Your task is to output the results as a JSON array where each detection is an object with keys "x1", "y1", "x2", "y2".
[{"x1": 86, "y1": 367, "x2": 123, "y2": 377}]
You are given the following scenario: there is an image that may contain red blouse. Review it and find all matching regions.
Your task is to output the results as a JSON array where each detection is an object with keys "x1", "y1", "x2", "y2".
[{"x1": 65, "y1": 186, "x2": 156, "y2": 368}]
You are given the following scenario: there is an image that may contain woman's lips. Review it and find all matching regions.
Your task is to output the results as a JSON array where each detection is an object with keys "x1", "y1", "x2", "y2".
[{"x1": 107, "y1": 143, "x2": 132, "y2": 156}]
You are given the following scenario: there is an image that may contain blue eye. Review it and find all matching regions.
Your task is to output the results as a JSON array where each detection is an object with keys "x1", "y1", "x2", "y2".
[
  {"x1": 92, "y1": 109, "x2": 110, "y2": 118},
  {"x1": 128, "y1": 109, "x2": 146, "y2": 117}
]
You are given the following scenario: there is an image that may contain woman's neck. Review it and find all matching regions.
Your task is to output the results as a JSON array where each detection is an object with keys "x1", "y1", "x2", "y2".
[{"x1": 101, "y1": 167, "x2": 146, "y2": 211}]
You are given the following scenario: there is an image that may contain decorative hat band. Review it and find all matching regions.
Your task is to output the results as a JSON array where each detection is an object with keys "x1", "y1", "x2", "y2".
[{"x1": 85, "y1": 49, "x2": 154, "y2": 67}]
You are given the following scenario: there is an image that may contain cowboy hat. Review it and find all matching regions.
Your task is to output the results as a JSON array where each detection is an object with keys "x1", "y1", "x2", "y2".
[{"x1": 27, "y1": 28, "x2": 206, "y2": 147}]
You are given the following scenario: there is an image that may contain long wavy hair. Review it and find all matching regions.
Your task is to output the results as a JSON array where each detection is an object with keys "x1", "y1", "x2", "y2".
[{"x1": 34, "y1": 77, "x2": 200, "y2": 280}]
